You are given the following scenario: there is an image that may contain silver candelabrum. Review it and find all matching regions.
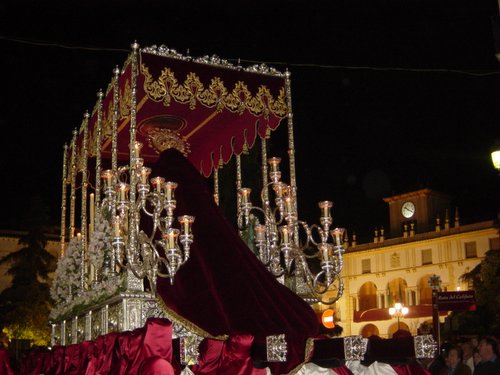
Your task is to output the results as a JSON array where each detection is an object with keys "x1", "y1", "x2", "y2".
[
  {"x1": 100, "y1": 142, "x2": 194, "y2": 294},
  {"x1": 237, "y1": 157, "x2": 345, "y2": 305}
]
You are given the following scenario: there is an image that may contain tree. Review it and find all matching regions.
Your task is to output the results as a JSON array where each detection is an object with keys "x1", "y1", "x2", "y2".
[
  {"x1": 458, "y1": 249, "x2": 500, "y2": 335},
  {"x1": 0, "y1": 215, "x2": 56, "y2": 346}
]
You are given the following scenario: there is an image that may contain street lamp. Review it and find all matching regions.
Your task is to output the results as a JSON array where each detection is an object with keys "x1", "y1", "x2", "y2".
[
  {"x1": 389, "y1": 302, "x2": 409, "y2": 330},
  {"x1": 491, "y1": 149, "x2": 500, "y2": 174}
]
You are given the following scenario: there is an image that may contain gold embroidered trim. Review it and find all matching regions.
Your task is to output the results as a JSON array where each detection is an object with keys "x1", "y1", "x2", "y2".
[
  {"x1": 141, "y1": 64, "x2": 287, "y2": 119},
  {"x1": 156, "y1": 295, "x2": 228, "y2": 341}
]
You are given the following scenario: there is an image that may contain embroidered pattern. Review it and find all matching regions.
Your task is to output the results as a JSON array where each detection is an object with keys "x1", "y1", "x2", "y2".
[{"x1": 141, "y1": 64, "x2": 287, "y2": 119}]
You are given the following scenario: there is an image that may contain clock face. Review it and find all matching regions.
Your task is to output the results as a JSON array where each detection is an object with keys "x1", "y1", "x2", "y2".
[{"x1": 401, "y1": 201, "x2": 415, "y2": 218}]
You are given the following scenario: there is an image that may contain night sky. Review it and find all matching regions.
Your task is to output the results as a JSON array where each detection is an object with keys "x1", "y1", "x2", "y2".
[{"x1": 1, "y1": 0, "x2": 500, "y2": 242}]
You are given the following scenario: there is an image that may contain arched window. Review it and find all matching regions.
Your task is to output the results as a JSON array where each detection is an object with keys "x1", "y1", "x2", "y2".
[
  {"x1": 419, "y1": 274, "x2": 433, "y2": 305},
  {"x1": 388, "y1": 321, "x2": 410, "y2": 338},
  {"x1": 387, "y1": 278, "x2": 407, "y2": 306},
  {"x1": 360, "y1": 323, "x2": 379, "y2": 338},
  {"x1": 358, "y1": 281, "x2": 377, "y2": 311}
]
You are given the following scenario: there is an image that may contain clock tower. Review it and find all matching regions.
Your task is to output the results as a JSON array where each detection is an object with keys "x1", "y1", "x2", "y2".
[{"x1": 383, "y1": 188, "x2": 452, "y2": 237}]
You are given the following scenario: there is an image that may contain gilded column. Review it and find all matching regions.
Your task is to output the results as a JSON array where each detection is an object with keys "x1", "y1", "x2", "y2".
[
  {"x1": 60, "y1": 144, "x2": 68, "y2": 258},
  {"x1": 284, "y1": 70, "x2": 298, "y2": 216},
  {"x1": 260, "y1": 137, "x2": 269, "y2": 205},
  {"x1": 94, "y1": 90, "x2": 104, "y2": 211},
  {"x1": 69, "y1": 129, "x2": 77, "y2": 239},
  {"x1": 126, "y1": 41, "x2": 144, "y2": 292},
  {"x1": 213, "y1": 165, "x2": 219, "y2": 205},
  {"x1": 111, "y1": 67, "x2": 120, "y2": 178},
  {"x1": 80, "y1": 113, "x2": 89, "y2": 265},
  {"x1": 80, "y1": 112, "x2": 90, "y2": 290},
  {"x1": 236, "y1": 154, "x2": 242, "y2": 209}
]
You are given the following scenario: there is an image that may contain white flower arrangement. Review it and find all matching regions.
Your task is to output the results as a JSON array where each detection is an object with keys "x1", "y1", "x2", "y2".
[
  {"x1": 50, "y1": 212, "x2": 125, "y2": 321},
  {"x1": 50, "y1": 237, "x2": 82, "y2": 305},
  {"x1": 88, "y1": 212, "x2": 113, "y2": 276}
]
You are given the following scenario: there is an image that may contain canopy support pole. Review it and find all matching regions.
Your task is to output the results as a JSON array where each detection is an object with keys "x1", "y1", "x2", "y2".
[
  {"x1": 60, "y1": 144, "x2": 68, "y2": 258},
  {"x1": 80, "y1": 113, "x2": 90, "y2": 289},
  {"x1": 69, "y1": 129, "x2": 77, "y2": 239},
  {"x1": 94, "y1": 90, "x2": 104, "y2": 214}
]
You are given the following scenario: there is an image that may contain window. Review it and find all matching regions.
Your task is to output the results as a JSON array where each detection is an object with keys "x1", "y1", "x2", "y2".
[
  {"x1": 361, "y1": 259, "x2": 371, "y2": 274},
  {"x1": 421, "y1": 249, "x2": 432, "y2": 265},
  {"x1": 465, "y1": 242, "x2": 477, "y2": 258},
  {"x1": 490, "y1": 237, "x2": 500, "y2": 251}
]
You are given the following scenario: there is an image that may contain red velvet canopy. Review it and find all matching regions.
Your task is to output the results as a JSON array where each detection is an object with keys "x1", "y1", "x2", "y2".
[{"x1": 81, "y1": 49, "x2": 287, "y2": 177}]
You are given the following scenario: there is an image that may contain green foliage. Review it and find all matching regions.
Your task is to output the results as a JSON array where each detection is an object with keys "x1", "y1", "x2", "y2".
[
  {"x1": 0, "y1": 228, "x2": 56, "y2": 346},
  {"x1": 458, "y1": 249, "x2": 500, "y2": 333}
]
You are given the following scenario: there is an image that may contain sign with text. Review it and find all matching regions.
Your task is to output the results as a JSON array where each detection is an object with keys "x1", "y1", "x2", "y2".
[{"x1": 435, "y1": 291, "x2": 476, "y2": 311}]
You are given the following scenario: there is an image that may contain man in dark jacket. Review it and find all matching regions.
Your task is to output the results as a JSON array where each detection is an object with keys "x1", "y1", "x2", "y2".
[{"x1": 473, "y1": 337, "x2": 500, "y2": 375}]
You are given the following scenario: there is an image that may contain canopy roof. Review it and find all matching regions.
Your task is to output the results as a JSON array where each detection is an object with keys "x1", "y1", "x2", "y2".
[{"x1": 79, "y1": 46, "x2": 288, "y2": 177}]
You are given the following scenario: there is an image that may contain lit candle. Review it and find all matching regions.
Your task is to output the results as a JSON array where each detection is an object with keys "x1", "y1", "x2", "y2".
[
  {"x1": 131, "y1": 141, "x2": 143, "y2": 158},
  {"x1": 164, "y1": 182, "x2": 177, "y2": 201},
  {"x1": 285, "y1": 197, "x2": 293, "y2": 214},
  {"x1": 331, "y1": 228, "x2": 344, "y2": 247},
  {"x1": 140, "y1": 167, "x2": 151, "y2": 184},
  {"x1": 273, "y1": 182, "x2": 284, "y2": 198},
  {"x1": 114, "y1": 216, "x2": 121, "y2": 237},
  {"x1": 239, "y1": 188, "x2": 251, "y2": 204},
  {"x1": 255, "y1": 224, "x2": 266, "y2": 241},
  {"x1": 101, "y1": 170, "x2": 113, "y2": 187},
  {"x1": 178, "y1": 215, "x2": 194, "y2": 234},
  {"x1": 319, "y1": 201, "x2": 332, "y2": 218},
  {"x1": 268, "y1": 157, "x2": 281, "y2": 172},
  {"x1": 118, "y1": 183, "x2": 129, "y2": 201},
  {"x1": 150, "y1": 177, "x2": 164, "y2": 193},
  {"x1": 281, "y1": 226, "x2": 290, "y2": 245},
  {"x1": 166, "y1": 229, "x2": 178, "y2": 248}
]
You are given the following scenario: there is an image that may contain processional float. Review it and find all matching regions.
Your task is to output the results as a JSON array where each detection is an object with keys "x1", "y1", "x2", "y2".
[{"x1": 49, "y1": 42, "x2": 436, "y2": 374}]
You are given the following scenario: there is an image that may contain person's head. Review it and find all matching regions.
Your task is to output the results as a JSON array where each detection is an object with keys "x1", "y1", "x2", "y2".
[
  {"x1": 462, "y1": 341, "x2": 473, "y2": 359},
  {"x1": 478, "y1": 337, "x2": 498, "y2": 362},
  {"x1": 473, "y1": 348, "x2": 481, "y2": 366},
  {"x1": 445, "y1": 346, "x2": 463, "y2": 369},
  {"x1": 471, "y1": 337, "x2": 478, "y2": 348}
]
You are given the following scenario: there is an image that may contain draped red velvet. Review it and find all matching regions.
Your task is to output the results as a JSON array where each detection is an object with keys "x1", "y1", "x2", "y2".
[
  {"x1": 191, "y1": 335, "x2": 267, "y2": 375},
  {"x1": 86, "y1": 331, "x2": 119, "y2": 375},
  {"x1": 391, "y1": 363, "x2": 431, "y2": 375},
  {"x1": 332, "y1": 366, "x2": 353, "y2": 375},
  {"x1": 139, "y1": 356, "x2": 175, "y2": 375},
  {"x1": 110, "y1": 318, "x2": 173, "y2": 375},
  {"x1": 19, "y1": 318, "x2": 172, "y2": 375},
  {"x1": 0, "y1": 347, "x2": 14, "y2": 375},
  {"x1": 45, "y1": 345, "x2": 65, "y2": 375},
  {"x1": 62, "y1": 341, "x2": 94, "y2": 375},
  {"x1": 190, "y1": 338, "x2": 225, "y2": 374},
  {"x1": 152, "y1": 149, "x2": 318, "y2": 371}
]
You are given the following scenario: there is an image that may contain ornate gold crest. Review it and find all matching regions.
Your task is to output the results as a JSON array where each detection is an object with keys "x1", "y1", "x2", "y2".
[{"x1": 146, "y1": 128, "x2": 191, "y2": 156}]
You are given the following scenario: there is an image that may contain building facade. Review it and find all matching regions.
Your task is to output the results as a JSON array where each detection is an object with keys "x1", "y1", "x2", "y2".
[{"x1": 314, "y1": 189, "x2": 500, "y2": 338}]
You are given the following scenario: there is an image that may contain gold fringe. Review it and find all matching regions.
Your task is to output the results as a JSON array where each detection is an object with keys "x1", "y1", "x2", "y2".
[{"x1": 156, "y1": 295, "x2": 228, "y2": 341}]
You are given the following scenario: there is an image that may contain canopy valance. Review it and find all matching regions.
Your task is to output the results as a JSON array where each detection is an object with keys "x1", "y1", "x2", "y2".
[{"x1": 75, "y1": 46, "x2": 288, "y2": 177}]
